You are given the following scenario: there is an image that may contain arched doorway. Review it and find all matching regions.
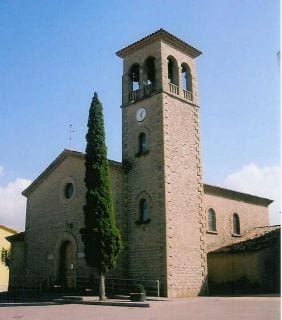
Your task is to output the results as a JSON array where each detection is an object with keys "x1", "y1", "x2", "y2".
[{"x1": 58, "y1": 240, "x2": 76, "y2": 288}]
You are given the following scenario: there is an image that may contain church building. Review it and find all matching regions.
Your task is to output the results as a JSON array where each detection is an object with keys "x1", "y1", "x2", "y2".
[{"x1": 7, "y1": 29, "x2": 275, "y2": 297}]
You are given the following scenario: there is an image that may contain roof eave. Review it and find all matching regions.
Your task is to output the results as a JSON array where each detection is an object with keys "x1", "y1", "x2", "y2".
[
  {"x1": 204, "y1": 183, "x2": 273, "y2": 206},
  {"x1": 6, "y1": 231, "x2": 25, "y2": 242},
  {"x1": 22, "y1": 149, "x2": 83, "y2": 197},
  {"x1": 22, "y1": 149, "x2": 123, "y2": 197},
  {"x1": 0, "y1": 225, "x2": 18, "y2": 234},
  {"x1": 116, "y1": 28, "x2": 202, "y2": 59},
  {"x1": 209, "y1": 227, "x2": 281, "y2": 254}
]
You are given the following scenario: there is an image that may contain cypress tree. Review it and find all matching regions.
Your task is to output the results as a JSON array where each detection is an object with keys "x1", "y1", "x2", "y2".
[{"x1": 80, "y1": 92, "x2": 123, "y2": 300}]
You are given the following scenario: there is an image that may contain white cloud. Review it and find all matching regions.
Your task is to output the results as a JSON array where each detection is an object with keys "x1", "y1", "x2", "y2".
[
  {"x1": 0, "y1": 166, "x2": 4, "y2": 177},
  {"x1": 222, "y1": 163, "x2": 281, "y2": 225},
  {"x1": 0, "y1": 178, "x2": 32, "y2": 231}
]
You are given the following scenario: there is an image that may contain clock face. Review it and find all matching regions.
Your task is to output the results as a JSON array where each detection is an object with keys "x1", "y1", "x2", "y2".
[{"x1": 136, "y1": 107, "x2": 147, "y2": 122}]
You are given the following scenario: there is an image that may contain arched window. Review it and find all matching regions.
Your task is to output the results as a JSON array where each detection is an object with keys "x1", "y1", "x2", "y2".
[
  {"x1": 139, "y1": 199, "x2": 149, "y2": 222},
  {"x1": 138, "y1": 133, "x2": 147, "y2": 154},
  {"x1": 208, "y1": 208, "x2": 217, "y2": 232},
  {"x1": 128, "y1": 63, "x2": 140, "y2": 91},
  {"x1": 144, "y1": 57, "x2": 156, "y2": 86},
  {"x1": 233, "y1": 213, "x2": 240, "y2": 235},
  {"x1": 167, "y1": 56, "x2": 179, "y2": 85},
  {"x1": 181, "y1": 63, "x2": 192, "y2": 92}
]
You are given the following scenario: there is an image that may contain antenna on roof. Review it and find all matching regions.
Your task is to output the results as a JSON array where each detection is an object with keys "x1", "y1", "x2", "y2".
[{"x1": 68, "y1": 124, "x2": 75, "y2": 148}]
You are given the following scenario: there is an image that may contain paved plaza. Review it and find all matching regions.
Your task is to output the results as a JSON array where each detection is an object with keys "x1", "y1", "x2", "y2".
[{"x1": 0, "y1": 296, "x2": 280, "y2": 320}]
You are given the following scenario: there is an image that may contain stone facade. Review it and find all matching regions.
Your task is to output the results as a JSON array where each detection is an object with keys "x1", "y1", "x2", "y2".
[
  {"x1": 21, "y1": 152, "x2": 127, "y2": 288},
  {"x1": 7, "y1": 29, "x2": 273, "y2": 297},
  {"x1": 203, "y1": 185, "x2": 271, "y2": 252}
]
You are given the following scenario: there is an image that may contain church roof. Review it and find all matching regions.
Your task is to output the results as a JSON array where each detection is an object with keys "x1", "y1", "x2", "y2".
[
  {"x1": 22, "y1": 149, "x2": 122, "y2": 197},
  {"x1": 204, "y1": 184, "x2": 273, "y2": 206},
  {"x1": 116, "y1": 28, "x2": 202, "y2": 58}
]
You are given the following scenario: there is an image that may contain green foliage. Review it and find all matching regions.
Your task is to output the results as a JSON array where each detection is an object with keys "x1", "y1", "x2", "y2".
[
  {"x1": 132, "y1": 284, "x2": 145, "y2": 293},
  {"x1": 80, "y1": 92, "x2": 123, "y2": 274},
  {"x1": 1, "y1": 248, "x2": 10, "y2": 268}
]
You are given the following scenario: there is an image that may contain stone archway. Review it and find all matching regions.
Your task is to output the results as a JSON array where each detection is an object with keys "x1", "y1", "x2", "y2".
[{"x1": 58, "y1": 240, "x2": 76, "y2": 288}]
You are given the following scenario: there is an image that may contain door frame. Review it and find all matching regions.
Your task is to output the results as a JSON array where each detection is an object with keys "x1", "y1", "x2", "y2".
[{"x1": 55, "y1": 232, "x2": 78, "y2": 288}]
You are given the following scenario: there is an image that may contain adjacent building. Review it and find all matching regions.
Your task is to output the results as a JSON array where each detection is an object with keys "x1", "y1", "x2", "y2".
[{"x1": 0, "y1": 225, "x2": 17, "y2": 292}]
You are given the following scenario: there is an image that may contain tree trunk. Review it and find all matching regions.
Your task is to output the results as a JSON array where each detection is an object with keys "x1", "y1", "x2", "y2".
[{"x1": 99, "y1": 272, "x2": 106, "y2": 301}]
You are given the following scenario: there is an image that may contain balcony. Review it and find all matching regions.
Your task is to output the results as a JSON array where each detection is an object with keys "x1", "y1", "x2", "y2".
[
  {"x1": 128, "y1": 89, "x2": 140, "y2": 102},
  {"x1": 143, "y1": 83, "x2": 156, "y2": 96},
  {"x1": 183, "y1": 89, "x2": 192, "y2": 101},
  {"x1": 169, "y1": 83, "x2": 179, "y2": 95},
  {"x1": 127, "y1": 84, "x2": 157, "y2": 104}
]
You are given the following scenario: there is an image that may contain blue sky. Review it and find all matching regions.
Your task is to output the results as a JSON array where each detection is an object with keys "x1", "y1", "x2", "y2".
[{"x1": 0, "y1": 1, "x2": 280, "y2": 228}]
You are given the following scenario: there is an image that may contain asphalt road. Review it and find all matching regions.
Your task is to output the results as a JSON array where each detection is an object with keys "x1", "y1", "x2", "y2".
[{"x1": 0, "y1": 296, "x2": 280, "y2": 320}]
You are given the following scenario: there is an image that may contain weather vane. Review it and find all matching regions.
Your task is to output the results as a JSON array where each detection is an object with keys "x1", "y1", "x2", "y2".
[{"x1": 69, "y1": 124, "x2": 75, "y2": 148}]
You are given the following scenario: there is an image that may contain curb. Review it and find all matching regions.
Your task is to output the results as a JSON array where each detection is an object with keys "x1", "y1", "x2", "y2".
[{"x1": 53, "y1": 297, "x2": 150, "y2": 307}]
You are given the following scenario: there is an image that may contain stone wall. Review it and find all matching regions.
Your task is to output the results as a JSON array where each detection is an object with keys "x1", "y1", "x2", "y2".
[
  {"x1": 203, "y1": 190, "x2": 269, "y2": 252},
  {"x1": 162, "y1": 94, "x2": 205, "y2": 297}
]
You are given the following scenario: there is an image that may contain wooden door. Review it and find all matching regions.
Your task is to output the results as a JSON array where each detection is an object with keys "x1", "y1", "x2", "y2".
[{"x1": 59, "y1": 241, "x2": 75, "y2": 288}]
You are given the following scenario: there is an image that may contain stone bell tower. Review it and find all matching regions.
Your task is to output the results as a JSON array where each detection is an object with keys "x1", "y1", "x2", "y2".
[{"x1": 116, "y1": 29, "x2": 207, "y2": 297}]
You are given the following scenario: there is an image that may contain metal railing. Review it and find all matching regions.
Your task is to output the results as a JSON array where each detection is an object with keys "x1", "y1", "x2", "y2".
[
  {"x1": 8, "y1": 275, "x2": 160, "y2": 297},
  {"x1": 76, "y1": 276, "x2": 160, "y2": 297},
  {"x1": 143, "y1": 83, "x2": 156, "y2": 96},
  {"x1": 128, "y1": 89, "x2": 140, "y2": 102}
]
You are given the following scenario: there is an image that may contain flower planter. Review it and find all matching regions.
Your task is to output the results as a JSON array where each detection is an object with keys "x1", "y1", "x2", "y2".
[{"x1": 130, "y1": 292, "x2": 146, "y2": 302}]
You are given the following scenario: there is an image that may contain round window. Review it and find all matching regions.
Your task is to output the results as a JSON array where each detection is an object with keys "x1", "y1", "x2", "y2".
[{"x1": 64, "y1": 183, "x2": 74, "y2": 199}]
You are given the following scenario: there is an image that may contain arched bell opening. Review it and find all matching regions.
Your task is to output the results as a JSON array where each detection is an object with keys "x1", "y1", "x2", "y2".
[
  {"x1": 143, "y1": 56, "x2": 156, "y2": 96},
  {"x1": 167, "y1": 56, "x2": 179, "y2": 95},
  {"x1": 181, "y1": 62, "x2": 193, "y2": 100},
  {"x1": 128, "y1": 63, "x2": 140, "y2": 102}
]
